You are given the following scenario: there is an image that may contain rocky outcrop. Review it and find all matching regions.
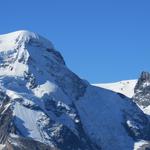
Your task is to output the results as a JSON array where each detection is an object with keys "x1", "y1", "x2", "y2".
[
  {"x1": 133, "y1": 71, "x2": 150, "y2": 107},
  {"x1": 0, "y1": 91, "x2": 14, "y2": 144},
  {"x1": 4, "y1": 136, "x2": 58, "y2": 150}
]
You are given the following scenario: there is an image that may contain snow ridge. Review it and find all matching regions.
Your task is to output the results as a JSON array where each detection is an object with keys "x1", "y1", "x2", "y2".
[{"x1": 94, "y1": 79, "x2": 137, "y2": 98}]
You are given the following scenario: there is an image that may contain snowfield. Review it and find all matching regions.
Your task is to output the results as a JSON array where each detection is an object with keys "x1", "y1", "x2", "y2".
[{"x1": 93, "y1": 80, "x2": 137, "y2": 98}]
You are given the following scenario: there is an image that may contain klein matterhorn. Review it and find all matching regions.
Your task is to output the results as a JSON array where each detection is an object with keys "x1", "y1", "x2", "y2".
[{"x1": 0, "y1": 30, "x2": 149, "y2": 150}]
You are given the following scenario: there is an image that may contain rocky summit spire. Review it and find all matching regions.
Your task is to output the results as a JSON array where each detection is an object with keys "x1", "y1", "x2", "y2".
[
  {"x1": 134, "y1": 71, "x2": 150, "y2": 107},
  {"x1": 139, "y1": 71, "x2": 150, "y2": 82}
]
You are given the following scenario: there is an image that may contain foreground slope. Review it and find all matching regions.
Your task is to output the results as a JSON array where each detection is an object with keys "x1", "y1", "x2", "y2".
[{"x1": 0, "y1": 31, "x2": 149, "y2": 150}]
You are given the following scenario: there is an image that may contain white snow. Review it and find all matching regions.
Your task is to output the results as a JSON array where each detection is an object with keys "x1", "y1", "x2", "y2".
[
  {"x1": 93, "y1": 79, "x2": 137, "y2": 98},
  {"x1": 141, "y1": 105, "x2": 150, "y2": 115},
  {"x1": 32, "y1": 81, "x2": 56, "y2": 98},
  {"x1": 13, "y1": 102, "x2": 43, "y2": 141},
  {"x1": 134, "y1": 140, "x2": 149, "y2": 150},
  {"x1": 0, "y1": 144, "x2": 5, "y2": 149}
]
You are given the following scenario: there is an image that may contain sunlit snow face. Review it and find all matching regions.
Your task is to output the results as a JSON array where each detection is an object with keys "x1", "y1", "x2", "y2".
[{"x1": 0, "y1": 30, "x2": 65, "y2": 78}]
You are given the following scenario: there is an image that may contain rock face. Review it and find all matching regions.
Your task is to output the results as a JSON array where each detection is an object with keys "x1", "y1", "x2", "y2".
[
  {"x1": 0, "y1": 30, "x2": 149, "y2": 150},
  {"x1": 134, "y1": 71, "x2": 150, "y2": 107},
  {"x1": 4, "y1": 136, "x2": 57, "y2": 150}
]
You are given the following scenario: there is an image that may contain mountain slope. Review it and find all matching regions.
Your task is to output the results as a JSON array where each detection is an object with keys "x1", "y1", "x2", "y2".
[
  {"x1": 94, "y1": 73, "x2": 150, "y2": 149},
  {"x1": 0, "y1": 30, "x2": 149, "y2": 150}
]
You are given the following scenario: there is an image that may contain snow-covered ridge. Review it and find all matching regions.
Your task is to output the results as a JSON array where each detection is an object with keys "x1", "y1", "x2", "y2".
[{"x1": 93, "y1": 79, "x2": 137, "y2": 98}]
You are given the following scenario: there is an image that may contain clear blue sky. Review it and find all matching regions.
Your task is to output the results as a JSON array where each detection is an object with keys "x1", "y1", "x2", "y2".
[{"x1": 0, "y1": 0, "x2": 150, "y2": 83}]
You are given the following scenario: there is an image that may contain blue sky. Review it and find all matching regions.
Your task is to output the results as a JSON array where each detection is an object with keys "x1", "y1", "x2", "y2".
[{"x1": 0, "y1": 0, "x2": 150, "y2": 83}]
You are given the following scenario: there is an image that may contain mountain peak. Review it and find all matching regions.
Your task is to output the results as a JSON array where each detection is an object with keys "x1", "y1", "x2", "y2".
[
  {"x1": 0, "y1": 30, "x2": 54, "y2": 50},
  {"x1": 3, "y1": 30, "x2": 38, "y2": 38},
  {"x1": 13, "y1": 30, "x2": 40, "y2": 42},
  {"x1": 0, "y1": 30, "x2": 38, "y2": 42},
  {"x1": 0, "y1": 30, "x2": 83, "y2": 100},
  {"x1": 0, "y1": 30, "x2": 65, "y2": 77}
]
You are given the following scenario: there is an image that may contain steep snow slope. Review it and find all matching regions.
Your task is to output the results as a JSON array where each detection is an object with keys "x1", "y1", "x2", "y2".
[
  {"x1": 94, "y1": 80, "x2": 137, "y2": 98},
  {"x1": 0, "y1": 30, "x2": 149, "y2": 150},
  {"x1": 77, "y1": 85, "x2": 150, "y2": 150}
]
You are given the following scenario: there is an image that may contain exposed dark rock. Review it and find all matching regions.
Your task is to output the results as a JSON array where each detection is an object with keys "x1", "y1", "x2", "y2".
[
  {"x1": 0, "y1": 92, "x2": 14, "y2": 144},
  {"x1": 4, "y1": 136, "x2": 58, "y2": 150},
  {"x1": 133, "y1": 71, "x2": 150, "y2": 107}
]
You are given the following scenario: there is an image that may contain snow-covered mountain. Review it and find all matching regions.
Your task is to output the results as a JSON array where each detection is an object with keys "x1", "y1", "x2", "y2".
[{"x1": 0, "y1": 30, "x2": 149, "y2": 150}]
